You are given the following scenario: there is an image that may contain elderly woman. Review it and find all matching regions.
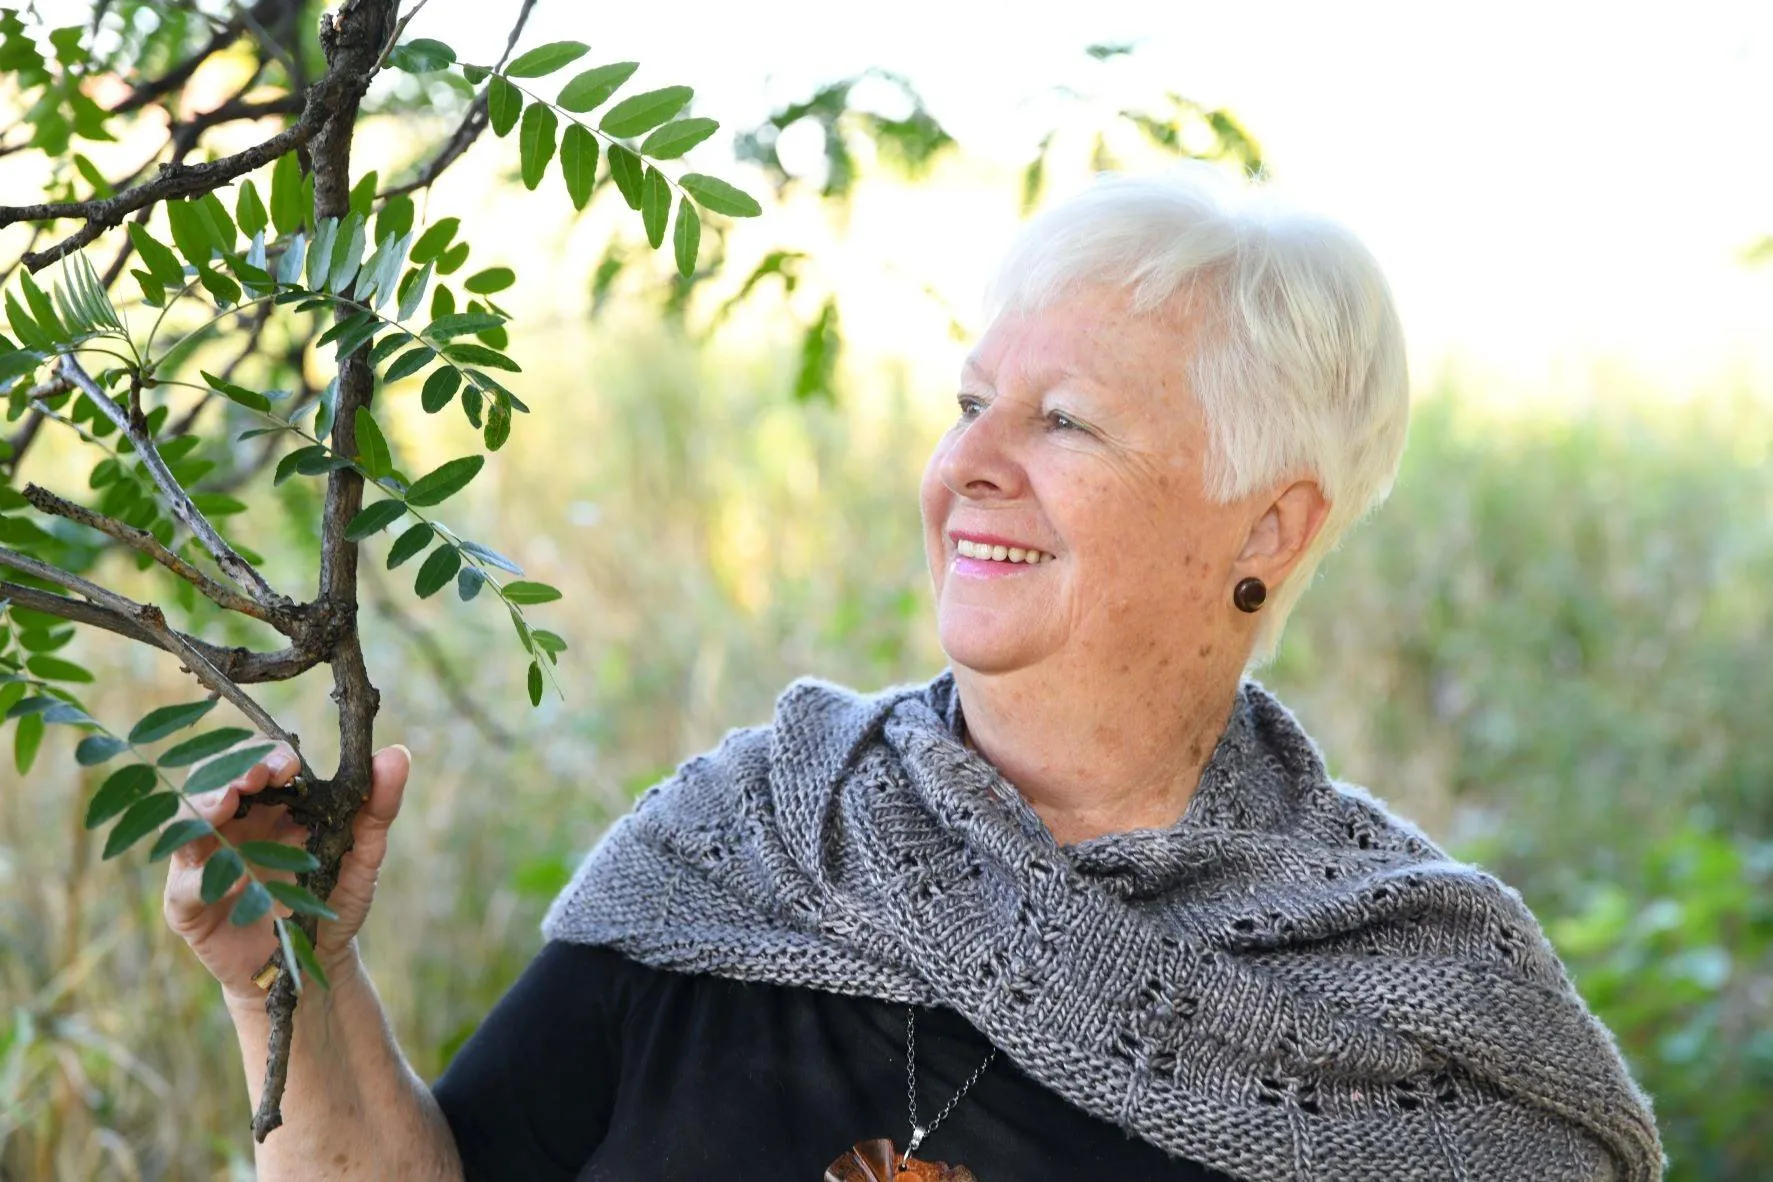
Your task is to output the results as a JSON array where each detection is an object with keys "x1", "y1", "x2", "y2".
[{"x1": 166, "y1": 165, "x2": 1663, "y2": 1181}]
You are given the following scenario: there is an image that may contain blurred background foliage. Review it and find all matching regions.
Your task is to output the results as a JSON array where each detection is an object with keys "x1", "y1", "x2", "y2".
[{"x1": 1, "y1": 2, "x2": 1770, "y2": 1179}]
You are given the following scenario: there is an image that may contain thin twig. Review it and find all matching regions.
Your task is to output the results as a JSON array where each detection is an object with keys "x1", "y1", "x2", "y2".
[
  {"x1": 0, "y1": 578, "x2": 320, "y2": 685},
  {"x1": 19, "y1": 483, "x2": 282, "y2": 625},
  {"x1": 59, "y1": 355, "x2": 290, "y2": 612},
  {"x1": 378, "y1": 0, "x2": 536, "y2": 200}
]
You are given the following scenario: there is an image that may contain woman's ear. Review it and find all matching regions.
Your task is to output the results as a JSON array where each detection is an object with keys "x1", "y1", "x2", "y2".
[{"x1": 1235, "y1": 479, "x2": 1329, "y2": 584}]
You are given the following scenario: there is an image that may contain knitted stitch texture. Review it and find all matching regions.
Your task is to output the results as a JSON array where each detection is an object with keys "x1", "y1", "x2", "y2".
[{"x1": 542, "y1": 671, "x2": 1664, "y2": 1181}]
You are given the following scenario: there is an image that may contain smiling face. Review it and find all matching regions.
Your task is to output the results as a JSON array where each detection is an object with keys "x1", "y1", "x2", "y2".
[{"x1": 920, "y1": 282, "x2": 1262, "y2": 680}]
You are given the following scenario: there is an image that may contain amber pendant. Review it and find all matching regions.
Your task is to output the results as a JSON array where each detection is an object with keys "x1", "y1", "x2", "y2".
[{"x1": 824, "y1": 1137, "x2": 979, "y2": 1181}]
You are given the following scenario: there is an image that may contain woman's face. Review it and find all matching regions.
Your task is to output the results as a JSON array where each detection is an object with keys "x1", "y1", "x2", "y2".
[{"x1": 920, "y1": 283, "x2": 1257, "y2": 680}]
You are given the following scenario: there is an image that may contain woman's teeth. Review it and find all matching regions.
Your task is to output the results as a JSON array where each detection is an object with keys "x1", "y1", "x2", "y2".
[{"x1": 956, "y1": 539, "x2": 1050, "y2": 564}]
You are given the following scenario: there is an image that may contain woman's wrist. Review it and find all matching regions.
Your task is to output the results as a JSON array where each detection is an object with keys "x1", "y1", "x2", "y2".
[{"x1": 223, "y1": 940, "x2": 368, "y2": 1019}]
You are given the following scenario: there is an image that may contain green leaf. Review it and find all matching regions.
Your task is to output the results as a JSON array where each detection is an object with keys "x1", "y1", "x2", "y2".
[
  {"x1": 239, "y1": 840, "x2": 319, "y2": 873},
  {"x1": 165, "y1": 199, "x2": 215, "y2": 268},
  {"x1": 673, "y1": 197, "x2": 700, "y2": 278},
  {"x1": 425, "y1": 312, "x2": 504, "y2": 340},
  {"x1": 441, "y1": 342, "x2": 520, "y2": 372},
  {"x1": 641, "y1": 116, "x2": 718, "y2": 159},
  {"x1": 306, "y1": 217, "x2": 338, "y2": 289},
  {"x1": 148, "y1": 818, "x2": 211, "y2": 862},
  {"x1": 506, "y1": 40, "x2": 588, "y2": 77},
  {"x1": 102, "y1": 792, "x2": 181, "y2": 859},
  {"x1": 607, "y1": 145, "x2": 643, "y2": 210},
  {"x1": 26, "y1": 654, "x2": 92, "y2": 682},
  {"x1": 436, "y1": 241, "x2": 470, "y2": 275},
  {"x1": 558, "y1": 123, "x2": 599, "y2": 211},
  {"x1": 377, "y1": 193, "x2": 415, "y2": 243},
  {"x1": 459, "y1": 540, "x2": 523, "y2": 575},
  {"x1": 679, "y1": 173, "x2": 762, "y2": 217},
  {"x1": 456, "y1": 566, "x2": 486, "y2": 600},
  {"x1": 518, "y1": 102, "x2": 557, "y2": 191},
  {"x1": 533, "y1": 629, "x2": 568, "y2": 657},
  {"x1": 183, "y1": 743, "x2": 276, "y2": 797},
  {"x1": 19, "y1": 271, "x2": 65, "y2": 341},
  {"x1": 420, "y1": 367, "x2": 461, "y2": 413},
  {"x1": 279, "y1": 917, "x2": 332, "y2": 987},
  {"x1": 463, "y1": 267, "x2": 514, "y2": 295},
  {"x1": 483, "y1": 395, "x2": 511, "y2": 451},
  {"x1": 86, "y1": 763, "x2": 156, "y2": 828},
  {"x1": 4, "y1": 291, "x2": 50, "y2": 351},
  {"x1": 410, "y1": 218, "x2": 460, "y2": 265},
  {"x1": 641, "y1": 166, "x2": 670, "y2": 248},
  {"x1": 345, "y1": 498, "x2": 407, "y2": 540},
  {"x1": 528, "y1": 660, "x2": 543, "y2": 706},
  {"x1": 487, "y1": 75, "x2": 522, "y2": 137},
  {"x1": 196, "y1": 266, "x2": 241, "y2": 308},
  {"x1": 200, "y1": 369, "x2": 271, "y2": 413},
  {"x1": 229, "y1": 880, "x2": 272, "y2": 926},
  {"x1": 600, "y1": 85, "x2": 692, "y2": 138},
  {"x1": 415, "y1": 544, "x2": 462, "y2": 597},
  {"x1": 200, "y1": 847, "x2": 245, "y2": 904},
  {"x1": 353, "y1": 407, "x2": 392, "y2": 478},
  {"x1": 348, "y1": 172, "x2": 378, "y2": 220},
  {"x1": 13, "y1": 711, "x2": 44, "y2": 773},
  {"x1": 384, "y1": 345, "x2": 435, "y2": 383},
  {"x1": 76, "y1": 734, "x2": 129, "y2": 766},
  {"x1": 159, "y1": 727, "x2": 253, "y2": 767},
  {"x1": 558, "y1": 61, "x2": 638, "y2": 112},
  {"x1": 387, "y1": 37, "x2": 454, "y2": 72},
  {"x1": 327, "y1": 213, "x2": 368, "y2": 293},
  {"x1": 270, "y1": 152, "x2": 305, "y2": 235},
  {"x1": 387, "y1": 523, "x2": 435, "y2": 569},
  {"x1": 268, "y1": 881, "x2": 338, "y2": 921},
  {"x1": 127, "y1": 223, "x2": 185, "y2": 287},
  {"x1": 200, "y1": 191, "x2": 237, "y2": 252},
  {"x1": 502, "y1": 580, "x2": 562, "y2": 605},
  {"x1": 406, "y1": 455, "x2": 484, "y2": 507},
  {"x1": 235, "y1": 180, "x2": 269, "y2": 238},
  {"x1": 276, "y1": 231, "x2": 308, "y2": 286},
  {"x1": 129, "y1": 699, "x2": 217, "y2": 744},
  {"x1": 397, "y1": 260, "x2": 434, "y2": 321}
]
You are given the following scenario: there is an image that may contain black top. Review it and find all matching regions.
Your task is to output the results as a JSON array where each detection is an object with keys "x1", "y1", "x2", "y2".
[{"x1": 432, "y1": 941, "x2": 1235, "y2": 1181}]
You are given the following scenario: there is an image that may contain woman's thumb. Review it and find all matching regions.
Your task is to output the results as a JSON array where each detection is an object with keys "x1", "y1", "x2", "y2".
[{"x1": 361, "y1": 743, "x2": 411, "y2": 831}]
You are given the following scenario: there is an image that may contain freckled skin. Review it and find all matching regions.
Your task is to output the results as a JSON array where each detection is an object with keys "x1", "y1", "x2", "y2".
[{"x1": 920, "y1": 283, "x2": 1329, "y2": 845}]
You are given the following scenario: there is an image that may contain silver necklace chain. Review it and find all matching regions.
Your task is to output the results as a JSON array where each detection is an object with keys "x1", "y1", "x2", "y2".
[{"x1": 901, "y1": 1006, "x2": 997, "y2": 1168}]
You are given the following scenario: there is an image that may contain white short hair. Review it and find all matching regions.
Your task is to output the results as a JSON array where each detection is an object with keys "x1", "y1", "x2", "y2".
[{"x1": 982, "y1": 162, "x2": 1411, "y2": 667}]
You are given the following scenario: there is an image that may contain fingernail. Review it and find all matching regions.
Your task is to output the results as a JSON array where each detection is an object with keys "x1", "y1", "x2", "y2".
[
  {"x1": 392, "y1": 743, "x2": 411, "y2": 763},
  {"x1": 266, "y1": 750, "x2": 296, "y2": 776}
]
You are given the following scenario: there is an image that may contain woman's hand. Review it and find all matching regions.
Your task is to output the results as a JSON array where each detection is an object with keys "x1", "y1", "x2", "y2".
[{"x1": 162, "y1": 741, "x2": 411, "y2": 1007}]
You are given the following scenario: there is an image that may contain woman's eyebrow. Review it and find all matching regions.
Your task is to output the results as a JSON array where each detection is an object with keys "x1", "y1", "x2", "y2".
[{"x1": 960, "y1": 357, "x2": 1090, "y2": 393}]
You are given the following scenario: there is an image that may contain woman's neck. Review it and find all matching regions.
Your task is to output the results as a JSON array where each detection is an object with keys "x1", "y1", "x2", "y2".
[{"x1": 953, "y1": 653, "x2": 1241, "y2": 847}]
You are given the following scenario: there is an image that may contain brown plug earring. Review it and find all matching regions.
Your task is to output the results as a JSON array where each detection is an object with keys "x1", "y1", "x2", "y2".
[{"x1": 1233, "y1": 577, "x2": 1268, "y2": 613}]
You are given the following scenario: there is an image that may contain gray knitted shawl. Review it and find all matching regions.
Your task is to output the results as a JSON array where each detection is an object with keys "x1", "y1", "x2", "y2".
[{"x1": 542, "y1": 671, "x2": 1663, "y2": 1181}]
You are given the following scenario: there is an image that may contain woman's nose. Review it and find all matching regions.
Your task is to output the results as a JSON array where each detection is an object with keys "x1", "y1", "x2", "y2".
[{"x1": 938, "y1": 404, "x2": 1025, "y2": 501}]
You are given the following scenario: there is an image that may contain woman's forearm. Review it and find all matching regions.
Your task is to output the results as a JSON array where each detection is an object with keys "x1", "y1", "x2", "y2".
[{"x1": 226, "y1": 952, "x2": 464, "y2": 1180}]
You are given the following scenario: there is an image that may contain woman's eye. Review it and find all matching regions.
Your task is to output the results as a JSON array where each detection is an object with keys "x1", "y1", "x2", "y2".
[
  {"x1": 1047, "y1": 410, "x2": 1082, "y2": 432},
  {"x1": 956, "y1": 395, "x2": 984, "y2": 419}
]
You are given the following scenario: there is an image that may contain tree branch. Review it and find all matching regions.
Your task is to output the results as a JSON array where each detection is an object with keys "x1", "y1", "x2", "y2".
[
  {"x1": 59, "y1": 356, "x2": 291, "y2": 612},
  {"x1": 19, "y1": 483, "x2": 287, "y2": 627},
  {"x1": 246, "y1": 0, "x2": 400, "y2": 1144}
]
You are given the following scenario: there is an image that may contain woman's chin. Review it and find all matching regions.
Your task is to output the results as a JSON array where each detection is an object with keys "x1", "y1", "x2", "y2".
[{"x1": 937, "y1": 620, "x2": 1042, "y2": 676}]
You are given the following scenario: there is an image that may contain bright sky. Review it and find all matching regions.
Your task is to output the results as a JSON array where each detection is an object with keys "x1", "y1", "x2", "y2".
[{"x1": 407, "y1": 0, "x2": 1773, "y2": 410}]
